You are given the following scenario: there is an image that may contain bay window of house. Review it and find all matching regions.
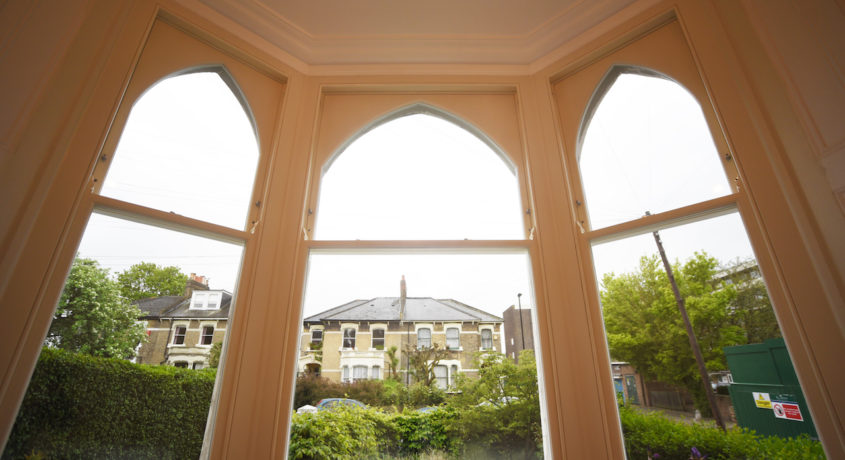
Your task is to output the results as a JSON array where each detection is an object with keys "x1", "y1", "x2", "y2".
[
  {"x1": 353, "y1": 365, "x2": 368, "y2": 382},
  {"x1": 3, "y1": 19, "x2": 284, "y2": 459},
  {"x1": 292, "y1": 92, "x2": 546, "y2": 457},
  {"x1": 434, "y1": 365, "x2": 449, "y2": 389},
  {"x1": 553, "y1": 19, "x2": 814, "y2": 444}
]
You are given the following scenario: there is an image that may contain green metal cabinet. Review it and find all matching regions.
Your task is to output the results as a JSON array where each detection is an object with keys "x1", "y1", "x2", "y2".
[{"x1": 724, "y1": 338, "x2": 817, "y2": 439}]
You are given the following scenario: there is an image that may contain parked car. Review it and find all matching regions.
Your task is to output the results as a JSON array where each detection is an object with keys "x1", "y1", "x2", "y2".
[
  {"x1": 296, "y1": 404, "x2": 318, "y2": 414},
  {"x1": 315, "y1": 398, "x2": 366, "y2": 410}
]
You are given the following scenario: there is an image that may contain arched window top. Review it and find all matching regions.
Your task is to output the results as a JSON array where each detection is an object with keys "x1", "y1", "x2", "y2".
[
  {"x1": 100, "y1": 70, "x2": 260, "y2": 230},
  {"x1": 314, "y1": 112, "x2": 524, "y2": 240},
  {"x1": 577, "y1": 68, "x2": 731, "y2": 230}
]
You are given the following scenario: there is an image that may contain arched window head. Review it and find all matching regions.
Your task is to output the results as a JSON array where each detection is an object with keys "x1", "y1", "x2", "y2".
[
  {"x1": 100, "y1": 70, "x2": 259, "y2": 230},
  {"x1": 578, "y1": 68, "x2": 731, "y2": 230},
  {"x1": 314, "y1": 112, "x2": 523, "y2": 240}
]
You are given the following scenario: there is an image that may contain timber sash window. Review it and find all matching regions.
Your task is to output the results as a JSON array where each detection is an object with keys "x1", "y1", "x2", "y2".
[
  {"x1": 372, "y1": 329, "x2": 385, "y2": 350},
  {"x1": 343, "y1": 328, "x2": 356, "y2": 349},
  {"x1": 417, "y1": 328, "x2": 431, "y2": 348}
]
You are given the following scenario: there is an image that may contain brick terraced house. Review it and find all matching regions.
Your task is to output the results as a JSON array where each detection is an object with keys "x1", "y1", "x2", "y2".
[{"x1": 135, "y1": 274, "x2": 230, "y2": 369}]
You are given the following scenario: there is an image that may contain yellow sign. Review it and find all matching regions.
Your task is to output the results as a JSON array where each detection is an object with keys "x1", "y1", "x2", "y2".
[{"x1": 753, "y1": 392, "x2": 772, "y2": 409}]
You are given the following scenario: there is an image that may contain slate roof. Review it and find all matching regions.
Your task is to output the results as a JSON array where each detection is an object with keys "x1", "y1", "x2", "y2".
[
  {"x1": 135, "y1": 291, "x2": 232, "y2": 319},
  {"x1": 303, "y1": 297, "x2": 502, "y2": 323}
]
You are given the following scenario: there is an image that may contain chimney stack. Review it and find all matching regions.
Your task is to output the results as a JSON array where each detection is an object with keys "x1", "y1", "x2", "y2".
[
  {"x1": 185, "y1": 273, "x2": 210, "y2": 296},
  {"x1": 399, "y1": 275, "x2": 407, "y2": 321}
]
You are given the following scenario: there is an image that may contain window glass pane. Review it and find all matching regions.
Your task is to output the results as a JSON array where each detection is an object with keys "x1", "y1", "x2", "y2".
[
  {"x1": 343, "y1": 329, "x2": 356, "y2": 348},
  {"x1": 100, "y1": 72, "x2": 259, "y2": 230},
  {"x1": 353, "y1": 365, "x2": 368, "y2": 381},
  {"x1": 372, "y1": 329, "x2": 384, "y2": 349},
  {"x1": 315, "y1": 114, "x2": 523, "y2": 240},
  {"x1": 372, "y1": 366, "x2": 381, "y2": 380},
  {"x1": 312, "y1": 330, "x2": 323, "y2": 343},
  {"x1": 579, "y1": 73, "x2": 730, "y2": 229},
  {"x1": 5, "y1": 212, "x2": 243, "y2": 458},
  {"x1": 446, "y1": 328, "x2": 460, "y2": 349},
  {"x1": 591, "y1": 212, "x2": 818, "y2": 443},
  {"x1": 481, "y1": 329, "x2": 493, "y2": 349},
  {"x1": 434, "y1": 365, "x2": 448, "y2": 389},
  {"x1": 418, "y1": 328, "x2": 431, "y2": 348}
]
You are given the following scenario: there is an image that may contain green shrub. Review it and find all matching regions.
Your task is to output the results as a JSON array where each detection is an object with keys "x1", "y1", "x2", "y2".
[
  {"x1": 288, "y1": 406, "x2": 384, "y2": 459},
  {"x1": 618, "y1": 404, "x2": 825, "y2": 459},
  {"x1": 3, "y1": 348, "x2": 216, "y2": 460}
]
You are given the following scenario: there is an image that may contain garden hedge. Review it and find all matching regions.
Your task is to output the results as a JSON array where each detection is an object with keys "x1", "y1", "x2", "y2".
[
  {"x1": 619, "y1": 404, "x2": 826, "y2": 459},
  {"x1": 3, "y1": 348, "x2": 216, "y2": 459}
]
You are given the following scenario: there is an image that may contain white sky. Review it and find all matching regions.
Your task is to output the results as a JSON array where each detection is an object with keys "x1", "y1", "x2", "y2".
[{"x1": 76, "y1": 71, "x2": 757, "y2": 321}]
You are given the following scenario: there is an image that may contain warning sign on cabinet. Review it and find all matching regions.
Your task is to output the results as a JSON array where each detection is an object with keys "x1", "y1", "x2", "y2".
[
  {"x1": 772, "y1": 401, "x2": 804, "y2": 421},
  {"x1": 752, "y1": 392, "x2": 772, "y2": 409}
]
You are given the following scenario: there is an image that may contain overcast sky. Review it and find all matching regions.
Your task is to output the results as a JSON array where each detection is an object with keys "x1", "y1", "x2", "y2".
[{"x1": 76, "y1": 71, "x2": 756, "y2": 320}]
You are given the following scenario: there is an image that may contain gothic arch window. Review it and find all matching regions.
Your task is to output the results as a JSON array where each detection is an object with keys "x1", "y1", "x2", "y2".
[
  {"x1": 312, "y1": 109, "x2": 524, "y2": 240},
  {"x1": 577, "y1": 67, "x2": 732, "y2": 230}
]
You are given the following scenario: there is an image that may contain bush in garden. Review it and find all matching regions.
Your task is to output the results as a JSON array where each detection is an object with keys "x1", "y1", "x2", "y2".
[
  {"x1": 288, "y1": 406, "x2": 385, "y2": 459},
  {"x1": 618, "y1": 404, "x2": 826, "y2": 459},
  {"x1": 4, "y1": 348, "x2": 216, "y2": 460}
]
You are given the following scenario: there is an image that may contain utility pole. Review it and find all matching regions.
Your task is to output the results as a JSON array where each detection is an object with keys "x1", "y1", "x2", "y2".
[
  {"x1": 647, "y1": 214, "x2": 726, "y2": 431},
  {"x1": 517, "y1": 293, "x2": 526, "y2": 351}
]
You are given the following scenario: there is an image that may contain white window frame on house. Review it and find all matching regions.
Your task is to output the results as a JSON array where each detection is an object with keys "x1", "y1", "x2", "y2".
[
  {"x1": 190, "y1": 291, "x2": 224, "y2": 310},
  {"x1": 200, "y1": 325, "x2": 214, "y2": 346},
  {"x1": 445, "y1": 326, "x2": 461, "y2": 350},
  {"x1": 371, "y1": 328, "x2": 385, "y2": 350},
  {"x1": 172, "y1": 323, "x2": 188, "y2": 346},
  {"x1": 480, "y1": 327, "x2": 494, "y2": 350},
  {"x1": 352, "y1": 365, "x2": 368, "y2": 382},
  {"x1": 372, "y1": 365, "x2": 381, "y2": 380},
  {"x1": 416, "y1": 327, "x2": 432, "y2": 348},
  {"x1": 342, "y1": 326, "x2": 357, "y2": 350},
  {"x1": 433, "y1": 364, "x2": 448, "y2": 389},
  {"x1": 310, "y1": 327, "x2": 323, "y2": 346}
]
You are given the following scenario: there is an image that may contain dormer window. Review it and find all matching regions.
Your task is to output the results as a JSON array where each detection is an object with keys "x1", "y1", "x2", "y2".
[{"x1": 190, "y1": 291, "x2": 223, "y2": 310}]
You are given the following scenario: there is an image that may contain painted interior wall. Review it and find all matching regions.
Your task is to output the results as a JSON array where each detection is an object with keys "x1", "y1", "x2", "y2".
[{"x1": 1, "y1": 0, "x2": 842, "y2": 458}]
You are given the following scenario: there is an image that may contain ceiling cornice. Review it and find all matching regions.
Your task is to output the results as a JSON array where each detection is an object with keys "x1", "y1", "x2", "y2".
[{"x1": 199, "y1": 0, "x2": 638, "y2": 66}]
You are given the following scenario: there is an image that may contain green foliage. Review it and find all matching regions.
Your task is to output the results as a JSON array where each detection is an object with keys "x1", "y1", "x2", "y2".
[
  {"x1": 405, "y1": 344, "x2": 450, "y2": 386},
  {"x1": 4, "y1": 348, "x2": 216, "y2": 459},
  {"x1": 288, "y1": 406, "x2": 382, "y2": 460},
  {"x1": 208, "y1": 341, "x2": 223, "y2": 368},
  {"x1": 451, "y1": 350, "x2": 543, "y2": 458},
  {"x1": 117, "y1": 262, "x2": 188, "y2": 302},
  {"x1": 618, "y1": 404, "x2": 825, "y2": 459},
  {"x1": 48, "y1": 257, "x2": 145, "y2": 359},
  {"x1": 386, "y1": 345, "x2": 400, "y2": 380},
  {"x1": 601, "y1": 253, "x2": 747, "y2": 413}
]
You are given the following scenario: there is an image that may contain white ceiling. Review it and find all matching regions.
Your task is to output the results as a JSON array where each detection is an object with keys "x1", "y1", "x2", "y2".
[{"x1": 199, "y1": 0, "x2": 638, "y2": 65}]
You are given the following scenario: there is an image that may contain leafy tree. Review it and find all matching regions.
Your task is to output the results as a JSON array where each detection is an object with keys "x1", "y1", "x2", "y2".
[
  {"x1": 385, "y1": 345, "x2": 400, "y2": 380},
  {"x1": 48, "y1": 257, "x2": 146, "y2": 359},
  {"x1": 721, "y1": 259, "x2": 781, "y2": 344},
  {"x1": 600, "y1": 252, "x2": 745, "y2": 413},
  {"x1": 451, "y1": 350, "x2": 543, "y2": 457},
  {"x1": 208, "y1": 341, "x2": 223, "y2": 368},
  {"x1": 404, "y1": 343, "x2": 449, "y2": 386},
  {"x1": 117, "y1": 262, "x2": 188, "y2": 301}
]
